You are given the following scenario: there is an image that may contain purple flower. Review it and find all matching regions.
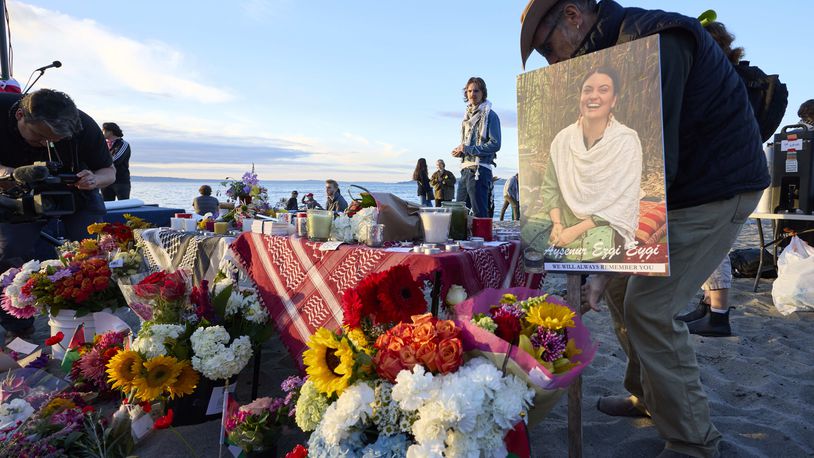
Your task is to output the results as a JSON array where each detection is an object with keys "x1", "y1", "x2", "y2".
[
  {"x1": 26, "y1": 353, "x2": 49, "y2": 369},
  {"x1": 281, "y1": 375, "x2": 305, "y2": 393},
  {"x1": 47, "y1": 268, "x2": 73, "y2": 282},
  {"x1": 530, "y1": 328, "x2": 567, "y2": 362},
  {"x1": 492, "y1": 303, "x2": 525, "y2": 319},
  {"x1": 0, "y1": 268, "x2": 19, "y2": 288},
  {"x1": 243, "y1": 185, "x2": 251, "y2": 194}
]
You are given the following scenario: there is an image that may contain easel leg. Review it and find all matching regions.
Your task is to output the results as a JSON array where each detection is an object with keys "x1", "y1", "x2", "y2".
[
  {"x1": 753, "y1": 218, "x2": 764, "y2": 292},
  {"x1": 251, "y1": 345, "x2": 262, "y2": 400},
  {"x1": 566, "y1": 274, "x2": 583, "y2": 458}
]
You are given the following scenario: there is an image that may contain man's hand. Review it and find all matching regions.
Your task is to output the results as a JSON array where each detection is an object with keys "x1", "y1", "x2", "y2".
[
  {"x1": 73, "y1": 170, "x2": 99, "y2": 190},
  {"x1": 580, "y1": 274, "x2": 613, "y2": 313},
  {"x1": 451, "y1": 145, "x2": 464, "y2": 158}
]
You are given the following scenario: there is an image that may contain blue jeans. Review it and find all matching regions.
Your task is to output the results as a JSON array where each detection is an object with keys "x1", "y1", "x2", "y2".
[{"x1": 456, "y1": 167, "x2": 492, "y2": 218}]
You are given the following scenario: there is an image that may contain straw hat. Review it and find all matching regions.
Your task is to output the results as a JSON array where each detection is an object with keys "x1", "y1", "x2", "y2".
[{"x1": 520, "y1": 0, "x2": 560, "y2": 68}]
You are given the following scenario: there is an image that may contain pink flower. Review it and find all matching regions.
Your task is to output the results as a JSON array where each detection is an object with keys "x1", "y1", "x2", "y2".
[{"x1": 1, "y1": 294, "x2": 38, "y2": 319}]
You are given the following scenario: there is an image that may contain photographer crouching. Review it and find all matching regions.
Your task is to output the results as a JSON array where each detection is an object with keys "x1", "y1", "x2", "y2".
[{"x1": 0, "y1": 89, "x2": 114, "y2": 339}]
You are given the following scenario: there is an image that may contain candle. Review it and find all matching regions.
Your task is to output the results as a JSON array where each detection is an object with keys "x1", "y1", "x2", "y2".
[
  {"x1": 471, "y1": 217, "x2": 493, "y2": 241},
  {"x1": 419, "y1": 208, "x2": 452, "y2": 244},
  {"x1": 170, "y1": 218, "x2": 183, "y2": 230},
  {"x1": 205, "y1": 220, "x2": 215, "y2": 232},
  {"x1": 307, "y1": 209, "x2": 333, "y2": 242},
  {"x1": 366, "y1": 224, "x2": 385, "y2": 247},
  {"x1": 242, "y1": 218, "x2": 254, "y2": 232},
  {"x1": 174, "y1": 213, "x2": 192, "y2": 219},
  {"x1": 183, "y1": 219, "x2": 198, "y2": 232},
  {"x1": 214, "y1": 222, "x2": 229, "y2": 235},
  {"x1": 441, "y1": 201, "x2": 469, "y2": 240}
]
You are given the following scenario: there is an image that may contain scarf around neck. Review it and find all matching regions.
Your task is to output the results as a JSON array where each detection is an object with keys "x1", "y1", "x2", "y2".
[{"x1": 461, "y1": 100, "x2": 492, "y2": 146}]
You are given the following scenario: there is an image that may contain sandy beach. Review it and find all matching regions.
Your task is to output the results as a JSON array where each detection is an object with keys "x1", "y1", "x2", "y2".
[{"x1": 14, "y1": 219, "x2": 814, "y2": 457}]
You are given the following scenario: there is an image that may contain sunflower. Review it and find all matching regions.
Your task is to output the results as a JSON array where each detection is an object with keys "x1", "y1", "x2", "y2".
[
  {"x1": 107, "y1": 350, "x2": 143, "y2": 392},
  {"x1": 132, "y1": 355, "x2": 183, "y2": 402},
  {"x1": 525, "y1": 302, "x2": 576, "y2": 331},
  {"x1": 302, "y1": 328, "x2": 355, "y2": 396},
  {"x1": 40, "y1": 397, "x2": 77, "y2": 417},
  {"x1": 167, "y1": 361, "x2": 200, "y2": 399}
]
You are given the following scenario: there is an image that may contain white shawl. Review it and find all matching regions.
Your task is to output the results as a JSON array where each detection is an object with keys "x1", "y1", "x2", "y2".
[{"x1": 549, "y1": 118, "x2": 643, "y2": 245}]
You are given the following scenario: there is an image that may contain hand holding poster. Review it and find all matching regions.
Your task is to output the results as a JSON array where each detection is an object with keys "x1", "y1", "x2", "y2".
[{"x1": 518, "y1": 35, "x2": 669, "y2": 275}]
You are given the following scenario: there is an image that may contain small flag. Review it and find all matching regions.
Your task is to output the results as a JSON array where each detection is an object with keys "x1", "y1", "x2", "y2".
[
  {"x1": 60, "y1": 323, "x2": 85, "y2": 374},
  {"x1": 67, "y1": 323, "x2": 86, "y2": 349}
]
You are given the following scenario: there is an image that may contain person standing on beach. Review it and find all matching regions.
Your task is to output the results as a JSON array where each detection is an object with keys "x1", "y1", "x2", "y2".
[
  {"x1": 413, "y1": 158, "x2": 433, "y2": 207},
  {"x1": 520, "y1": 1, "x2": 768, "y2": 457},
  {"x1": 101, "y1": 122, "x2": 131, "y2": 201},
  {"x1": 452, "y1": 77, "x2": 501, "y2": 218},
  {"x1": 500, "y1": 173, "x2": 520, "y2": 221},
  {"x1": 302, "y1": 193, "x2": 321, "y2": 209},
  {"x1": 192, "y1": 185, "x2": 219, "y2": 216},
  {"x1": 430, "y1": 159, "x2": 456, "y2": 207},
  {"x1": 286, "y1": 191, "x2": 299, "y2": 211},
  {"x1": 324, "y1": 179, "x2": 348, "y2": 213}
]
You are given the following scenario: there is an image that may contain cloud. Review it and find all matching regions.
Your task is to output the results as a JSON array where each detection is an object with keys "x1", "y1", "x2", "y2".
[{"x1": 9, "y1": 1, "x2": 233, "y2": 104}]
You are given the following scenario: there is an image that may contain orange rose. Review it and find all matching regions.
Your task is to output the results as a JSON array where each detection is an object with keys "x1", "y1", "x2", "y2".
[
  {"x1": 435, "y1": 320, "x2": 459, "y2": 340},
  {"x1": 386, "y1": 336, "x2": 405, "y2": 353},
  {"x1": 435, "y1": 337, "x2": 463, "y2": 374},
  {"x1": 415, "y1": 341, "x2": 438, "y2": 372},
  {"x1": 411, "y1": 313, "x2": 434, "y2": 325},
  {"x1": 389, "y1": 323, "x2": 414, "y2": 340},
  {"x1": 374, "y1": 350, "x2": 407, "y2": 382},
  {"x1": 413, "y1": 321, "x2": 437, "y2": 344},
  {"x1": 398, "y1": 341, "x2": 419, "y2": 368}
]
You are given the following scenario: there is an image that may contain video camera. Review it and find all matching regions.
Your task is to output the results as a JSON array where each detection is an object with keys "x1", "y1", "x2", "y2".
[{"x1": 0, "y1": 161, "x2": 77, "y2": 223}]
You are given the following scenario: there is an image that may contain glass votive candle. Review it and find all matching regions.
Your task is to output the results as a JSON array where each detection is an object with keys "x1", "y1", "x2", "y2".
[
  {"x1": 307, "y1": 209, "x2": 333, "y2": 242},
  {"x1": 471, "y1": 217, "x2": 493, "y2": 241},
  {"x1": 366, "y1": 224, "x2": 385, "y2": 247},
  {"x1": 214, "y1": 222, "x2": 229, "y2": 235},
  {"x1": 296, "y1": 212, "x2": 308, "y2": 237},
  {"x1": 419, "y1": 208, "x2": 452, "y2": 244},
  {"x1": 170, "y1": 218, "x2": 183, "y2": 230}
]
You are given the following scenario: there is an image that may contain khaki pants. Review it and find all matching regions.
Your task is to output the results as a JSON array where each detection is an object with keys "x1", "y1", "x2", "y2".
[{"x1": 603, "y1": 191, "x2": 760, "y2": 458}]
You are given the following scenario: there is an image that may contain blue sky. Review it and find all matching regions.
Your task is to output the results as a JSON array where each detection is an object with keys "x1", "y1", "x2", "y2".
[{"x1": 7, "y1": 1, "x2": 813, "y2": 182}]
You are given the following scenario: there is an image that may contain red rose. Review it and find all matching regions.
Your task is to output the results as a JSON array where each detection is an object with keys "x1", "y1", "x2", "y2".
[
  {"x1": 398, "y1": 341, "x2": 419, "y2": 368},
  {"x1": 134, "y1": 272, "x2": 166, "y2": 299},
  {"x1": 45, "y1": 332, "x2": 65, "y2": 346},
  {"x1": 435, "y1": 337, "x2": 463, "y2": 374},
  {"x1": 373, "y1": 350, "x2": 406, "y2": 382},
  {"x1": 285, "y1": 444, "x2": 308, "y2": 458},
  {"x1": 153, "y1": 409, "x2": 173, "y2": 429},
  {"x1": 493, "y1": 313, "x2": 523, "y2": 345},
  {"x1": 159, "y1": 272, "x2": 187, "y2": 301},
  {"x1": 139, "y1": 401, "x2": 152, "y2": 413}
]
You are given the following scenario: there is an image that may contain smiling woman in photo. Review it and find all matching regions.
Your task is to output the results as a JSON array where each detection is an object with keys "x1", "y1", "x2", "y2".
[{"x1": 538, "y1": 66, "x2": 643, "y2": 261}]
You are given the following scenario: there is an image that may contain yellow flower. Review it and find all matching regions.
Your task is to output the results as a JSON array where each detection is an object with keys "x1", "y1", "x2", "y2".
[
  {"x1": 87, "y1": 223, "x2": 108, "y2": 235},
  {"x1": 526, "y1": 302, "x2": 576, "y2": 331},
  {"x1": 132, "y1": 355, "x2": 183, "y2": 402},
  {"x1": 499, "y1": 293, "x2": 518, "y2": 305},
  {"x1": 302, "y1": 328, "x2": 355, "y2": 397},
  {"x1": 107, "y1": 350, "x2": 143, "y2": 392},
  {"x1": 168, "y1": 360, "x2": 200, "y2": 399},
  {"x1": 40, "y1": 398, "x2": 76, "y2": 417},
  {"x1": 564, "y1": 338, "x2": 582, "y2": 359},
  {"x1": 344, "y1": 327, "x2": 370, "y2": 353}
]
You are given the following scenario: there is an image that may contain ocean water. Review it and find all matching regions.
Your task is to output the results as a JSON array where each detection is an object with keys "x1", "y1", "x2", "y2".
[{"x1": 129, "y1": 178, "x2": 516, "y2": 219}]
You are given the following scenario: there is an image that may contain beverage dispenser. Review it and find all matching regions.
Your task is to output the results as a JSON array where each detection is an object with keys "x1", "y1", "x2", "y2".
[{"x1": 773, "y1": 125, "x2": 814, "y2": 213}]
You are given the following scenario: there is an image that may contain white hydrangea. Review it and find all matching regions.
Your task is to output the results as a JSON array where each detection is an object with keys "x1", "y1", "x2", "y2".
[
  {"x1": 241, "y1": 294, "x2": 269, "y2": 324},
  {"x1": 331, "y1": 214, "x2": 354, "y2": 242},
  {"x1": 39, "y1": 259, "x2": 64, "y2": 271},
  {"x1": 350, "y1": 207, "x2": 378, "y2": 242},
  {"x1": 190, "y1": 325, "x2": 253, "y2": 380},
  {"x1": 0, "y1": 399, "x2": 34, "y2": 434},
  {"x1": 319, "y1": 381, "x2": 374, "y2": 446},
  {"x1": 391, "y1": 365, "x2": 438, "y2": 412},
  {"x1": 132, "y1": 324, "x2": 185, "y2": 358}
]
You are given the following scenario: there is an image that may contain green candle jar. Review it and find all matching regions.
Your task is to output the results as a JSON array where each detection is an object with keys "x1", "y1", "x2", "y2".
[{"x1": 442, "y1": 201, "x2": 469, "y2": 240}]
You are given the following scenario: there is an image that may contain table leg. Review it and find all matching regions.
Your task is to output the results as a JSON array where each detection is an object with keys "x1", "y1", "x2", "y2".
[
  {"x1": 566, "y1": 274, "x2": 583, "y2": 458},
  {"x1": 753, "y1": 218, "x2": 764, "y2": 292}
]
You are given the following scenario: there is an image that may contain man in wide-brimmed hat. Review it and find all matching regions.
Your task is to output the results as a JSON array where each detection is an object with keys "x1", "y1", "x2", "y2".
[{"x1": 520, "y1": 2, "x2": 769, "y2": 457}]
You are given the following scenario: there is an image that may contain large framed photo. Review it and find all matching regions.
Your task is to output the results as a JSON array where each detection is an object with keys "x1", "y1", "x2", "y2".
[{"x1": 518, "y1": 35, "x2": 669, "y2": 275}]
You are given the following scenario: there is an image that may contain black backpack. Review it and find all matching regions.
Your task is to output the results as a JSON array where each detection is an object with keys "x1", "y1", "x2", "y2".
[{"x1": 734, "y1": 61, "x2": 789, "y2": 142}]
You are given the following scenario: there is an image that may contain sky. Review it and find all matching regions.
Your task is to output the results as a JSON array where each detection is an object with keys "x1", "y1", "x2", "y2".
[{"x1": 6, "y1": 1, "x2": 814, "y2": 182}]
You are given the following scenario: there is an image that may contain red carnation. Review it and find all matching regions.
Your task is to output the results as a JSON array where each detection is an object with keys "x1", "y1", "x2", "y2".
[
  {"x1": 285, "y1": 444, "x2": 308, "y2": 458},
  {"x1": 493, "y1": 312, "x2": 523, "y2": 345},
  {"x1": 82, "y1": 406, "x2": 95, "y2": 414},
  {"x1": 45, "y1": 332, "x2": 65, "y2": 346}
]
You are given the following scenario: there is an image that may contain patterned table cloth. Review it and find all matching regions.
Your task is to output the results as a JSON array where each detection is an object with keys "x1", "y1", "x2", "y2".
[
  {"x1": 231, "y1": 233, "x2": 543, "y2": 367},
  {"x1": 135, "y1": 228, "x2": 239, "y2": 283}
]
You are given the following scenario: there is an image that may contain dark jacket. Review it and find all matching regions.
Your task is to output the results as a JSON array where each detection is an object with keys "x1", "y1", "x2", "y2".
[
  {"x1": 575, "y1": 0, "x2": 769, "y2": 209},
  {"x1": 415, "y1": 171, "x2": 432, "y2": 200},
  {"x1": 325, "y1": 191, "x2": 348, "y2": 212},
  {"x1": 430, "y1": 169, "x2": 456, "y2": 201},
  {"x1": 109, "y1": 138, "x2": 131, "y2": 184}
]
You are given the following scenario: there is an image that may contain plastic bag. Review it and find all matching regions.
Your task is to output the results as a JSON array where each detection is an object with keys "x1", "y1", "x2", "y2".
[{"x1": 771, "y1": 236, "x2": 814, "y2": 315}]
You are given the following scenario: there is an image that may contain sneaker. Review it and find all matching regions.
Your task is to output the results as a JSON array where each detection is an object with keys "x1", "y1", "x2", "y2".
[
  {"x1": 687, "y1": 308, "x2": 732, "y2": 337},
  {"x1": 677, "y1": 299, "x2": 709, "y2": 323},
  {"x1": 596, "y1": 395, "x2": 651, "y2": 418}
]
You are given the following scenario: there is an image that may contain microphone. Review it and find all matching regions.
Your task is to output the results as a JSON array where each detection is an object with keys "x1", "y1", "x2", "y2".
[
  {"x1": 13, "y1": 165, "x2": 50, "y2": 184},
  {"x1": 34, "y1": 61, "x2": 62, "y2": 72}
]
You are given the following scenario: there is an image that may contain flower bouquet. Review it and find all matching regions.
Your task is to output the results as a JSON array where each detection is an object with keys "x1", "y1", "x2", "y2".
[
  {"x1": 291, "y1": 267, "x2": 536, "y2": 456},
  {"x1": 221, "y1": 169, "x2": 268, "y2": 205},
  {"x1": 69, "y1": 330, "x2": 130, "y2": 395},
  {"x1": 224, "y1": 376, "x2": 304, "y2": 455},
  {"x1": 454, "y1": 287, "x2": 597, "y2": 425}
]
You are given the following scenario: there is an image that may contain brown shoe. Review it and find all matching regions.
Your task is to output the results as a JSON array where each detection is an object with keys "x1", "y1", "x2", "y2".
[{"x1": 597, "y1": 395, "x2": 650, "y2": 418}]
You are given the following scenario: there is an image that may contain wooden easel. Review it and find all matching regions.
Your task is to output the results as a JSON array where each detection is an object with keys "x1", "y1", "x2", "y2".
[{"x1": 567, "y1": 273, "x2": 584, "y2": 458}]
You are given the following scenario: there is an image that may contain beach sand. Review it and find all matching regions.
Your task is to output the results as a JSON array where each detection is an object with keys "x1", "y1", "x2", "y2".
[{"x1": 15, "y1": 219, "x2": 814, "y2": 457}]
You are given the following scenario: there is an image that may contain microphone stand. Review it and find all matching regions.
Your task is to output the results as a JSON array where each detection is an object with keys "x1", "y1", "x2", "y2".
[{"x1": 22, "y1": 68, "x2": 47, "y2": 95}]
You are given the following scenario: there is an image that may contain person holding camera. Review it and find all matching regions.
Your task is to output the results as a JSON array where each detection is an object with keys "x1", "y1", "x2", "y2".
[{"x1": 0, "y1": 89, "x2": 114, "y2": 338}]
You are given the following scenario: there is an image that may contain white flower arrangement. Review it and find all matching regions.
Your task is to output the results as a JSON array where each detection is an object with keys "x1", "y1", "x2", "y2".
[
  {"x1": 190, "y1": 325, "x2": 253, "y2": 380},
  {"x1": 216, "y1": 277, "x2": 268, "y2": 325},
  {"x1": 319, "y1": 381, "x2": 374, "y2": 445},
  {"x1": 132, "y1": 324, "x2": 186, "y2": 359},
  {"x1": 295, "y1": 380, "x2": 331, "y2": 432},
  {"x1": 2, "y1": 261, "x2": 41, "y2": 312},
  {"x1": 331, "y1": 214, "x2": 354, "y2": 243},
  {"x1": 0, "y1": 398, "x2": 34, "y2": 437},
  {"x1": 350, "y1": 207, "x2": 378, "y2": 243},
  {"x1": 109, "y1": 249, "x2": 142, "y2": 278}
]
